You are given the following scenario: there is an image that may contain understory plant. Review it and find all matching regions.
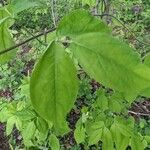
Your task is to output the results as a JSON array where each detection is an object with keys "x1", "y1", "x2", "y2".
[{"x1": 1, "y1": 1, "x2": 150, "y2": 149}]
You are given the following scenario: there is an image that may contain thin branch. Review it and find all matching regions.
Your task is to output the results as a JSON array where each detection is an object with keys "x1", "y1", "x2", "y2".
[
  {"x1": 22, "y1": 27, "x2": 47, "y2": 46},
  {"x1": 128, "y1": 110, "x2": 150, "y2": 117},
  {"x1": 0, "y1": 28, "x2": 56, "y2": 55},
  {"x1": 95, "y1": 14, "x2": 150, "y2": 47}
]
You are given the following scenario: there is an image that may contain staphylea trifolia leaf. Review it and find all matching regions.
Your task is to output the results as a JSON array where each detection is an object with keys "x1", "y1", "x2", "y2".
[
  {"x1": 69, "y1": 32, "x2": 150, "y2": 101},
  {"x1": 30, "y1": 41, "x2": 78, "y2": 135},
  {"x1": 57, "y1": 9, "x2": 110, "y2": 38}
]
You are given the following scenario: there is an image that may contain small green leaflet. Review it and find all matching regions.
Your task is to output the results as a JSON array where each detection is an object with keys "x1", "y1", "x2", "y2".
[
  {"x1": 110, "y1": 123, "x2": 129, "y2": 150},
  {"x1": 74, "y1": 120, "x2": 85, "y2": 144},
  {"x1": 36, "y1": 117, "x2": 48, "y2": 134},
  {"x1": 94, "y1": 89, "x2": 108, "y2": 111},
  {"x1": 22, "y1": 121, "x2": 36, "y2": 147},
  {"x1": 57, "y1": 9, "x2": 110, "y2": 38},
  {"x1": 6, "y1": 116, "x2": 16, "y2": 135},
  {"x1": 86, "y1": 121, "x2": 104, "y2": 145},
  {"x1": 30, "y1": 41, "x2": 78, "y2": 135},
  {"x1": 102, "y1": 127, "x2": 114, "y2": 150},
  {"x1": 130, "y1": 134, "x2": 147, "y2": 150},
  {"x1": 49, "y1": 134, "x2": 60, "y2": 150},
  {"x1": 108, "y1": 92, "x2": 126, "y2": 113}
]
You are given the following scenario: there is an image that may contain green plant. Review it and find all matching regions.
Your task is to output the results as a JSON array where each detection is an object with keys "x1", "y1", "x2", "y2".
[{"x1": 1, "y1": 2, "x2": 150, "y2": 149}]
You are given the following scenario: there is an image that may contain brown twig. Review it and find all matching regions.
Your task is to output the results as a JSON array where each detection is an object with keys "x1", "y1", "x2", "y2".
[{"x1": 128, "y1": 110, "x2": 150, "y2": 117}]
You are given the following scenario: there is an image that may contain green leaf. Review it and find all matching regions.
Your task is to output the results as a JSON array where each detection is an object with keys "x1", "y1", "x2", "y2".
[
  {"x1": 22, "y1": 121, "x2": 36, "y2": 141},
  {"x1": 30, "y1": 41, "x2": 78, "y2": 135},
  {"x1": 49, "y1": 134, "x2": 60, "y2": 150},
  {"x1": 110, "y1": 123, "x2": 129, "y2": 150},
  {"x1": 102, "y1": 127, "x2": 114, "y2": 150},
  {"x1": 0, "y1": 9, "x2": 16, "y2": 64},
  {"x1": 108, "y1": 92, "x2": 126, "y2": 112},
  {"x1": 15, "y1": 117, "x2": 22, "y2": 131},
  {"x1": 74, "y1": 120, "x2": 85, "y2": 144},
  {"x1": 36, "y1": 117, "x2": 48, "y2": 134},
  {"x1": 57, "y1": 9, "x2": 110, "y2": 38},
  {"x1": 69, "y1": 32, "x2": 150, "y2": 101},
  {"x1": 86, "y1": 121, "x2": 104, "y2": 145},
  {"x1": 130, "y1": 134, "x2": 147, "y2": 150},
  {"x1": 6, "y1": 116, "x2": 16, "y2": 135},
  {"x1": 94, "y1": 89, "x2": 108, "y2": 111}
]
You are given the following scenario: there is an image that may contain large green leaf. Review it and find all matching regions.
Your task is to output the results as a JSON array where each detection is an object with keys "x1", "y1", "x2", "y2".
[
  {"x1": 57, "y1": 9, "x2": 110, "y2": 38},
  {"x1": 30, "y1": 41, "x2": 78, "y2": 135},
  {"x1": 69, "y1": 33, "x2": 150, "y2": 101}
]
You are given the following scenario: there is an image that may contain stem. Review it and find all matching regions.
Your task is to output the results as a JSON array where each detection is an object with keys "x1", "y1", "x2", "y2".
[{"x1": 128, "y1": 110, "x2": 150, "y2": 117}]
